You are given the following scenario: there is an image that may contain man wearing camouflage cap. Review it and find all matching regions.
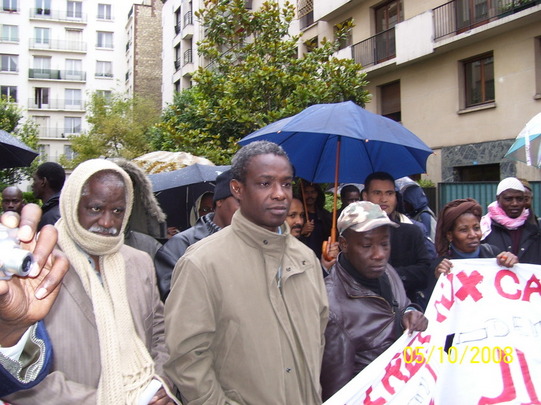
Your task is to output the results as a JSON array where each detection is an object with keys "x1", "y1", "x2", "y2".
[{"x1": 320, "y1": 201, "x2": 428, "y2": 400}]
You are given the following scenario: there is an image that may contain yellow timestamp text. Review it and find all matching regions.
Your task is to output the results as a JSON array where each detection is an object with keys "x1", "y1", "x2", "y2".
[{"x1": 403, "y1": 345, "x2": 514, "y2": 365}]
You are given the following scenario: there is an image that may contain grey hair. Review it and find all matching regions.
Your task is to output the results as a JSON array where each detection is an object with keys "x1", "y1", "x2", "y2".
[
  {"x1": 81, "y1": 170, "x2": 126, "y2": 197},
  {"x1": 231, "y1": 141, "x2": 291, "y2": 183}
]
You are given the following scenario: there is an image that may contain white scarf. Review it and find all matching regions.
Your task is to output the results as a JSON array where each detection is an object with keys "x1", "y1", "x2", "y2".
[{"x1": 56, "y1": 159, "x2": 162, "y2": 404}]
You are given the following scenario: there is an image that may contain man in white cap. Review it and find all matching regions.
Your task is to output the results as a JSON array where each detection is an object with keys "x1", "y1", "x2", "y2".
[
  {"x1": 480, "y1": 177, "x2": 541, "y2": 264},
  {"x1": 320, "y1": 201, "x2": 428, "y2": 400}
]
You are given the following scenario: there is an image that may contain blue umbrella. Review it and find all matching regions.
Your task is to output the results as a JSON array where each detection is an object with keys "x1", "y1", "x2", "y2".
[
  {"x1": 149, "y1": 164, "x2": 230, "y2": 231},
  {"x1": 505, "y1": 112, "x2": 541, "y2": 167},
  {"x1": 239, "y1": 101, "x2": 432, "y2": 251},
  {"x1": 238, "y1": 101, "x2": 432, "y2": 184}
]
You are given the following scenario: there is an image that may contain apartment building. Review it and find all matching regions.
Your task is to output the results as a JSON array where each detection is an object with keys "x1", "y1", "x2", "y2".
[
  {"x1": 161, "y1": 0, "x2": 541, "y2": 183},
  {"x1": 0, "y1": 0, "x2": 162, "y2": 163},
  {"x1": 298, "y1": 0, "x2": 541, "y2": 183}
]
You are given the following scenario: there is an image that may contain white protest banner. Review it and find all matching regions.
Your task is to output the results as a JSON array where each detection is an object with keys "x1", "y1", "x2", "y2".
[{"x1": 324, "y1": 259, "x2": 541, "y2": 405}]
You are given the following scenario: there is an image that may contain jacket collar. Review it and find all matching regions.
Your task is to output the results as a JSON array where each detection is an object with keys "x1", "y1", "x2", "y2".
[{"x1": 230, "y1": 210, "x2": 289, "y2": 253}]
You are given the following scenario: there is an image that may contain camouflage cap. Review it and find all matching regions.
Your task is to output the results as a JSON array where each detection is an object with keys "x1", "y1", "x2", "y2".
[{"x1": 337, "y1": 201, "x2": 399, "y2": 235}]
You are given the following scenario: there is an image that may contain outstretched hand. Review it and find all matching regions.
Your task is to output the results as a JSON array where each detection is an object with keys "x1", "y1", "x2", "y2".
[{"x1": 0, "y1": 204, "x2": 69, "y2": 346}]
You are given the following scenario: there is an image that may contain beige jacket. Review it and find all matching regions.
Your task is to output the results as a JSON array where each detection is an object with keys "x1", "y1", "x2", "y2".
[
  {"x1": 165, "y1": 210, "x2": 329, "y2": 405},
  {"x1": 5, "y1": 245, "x2": 170, "y2": 404}
]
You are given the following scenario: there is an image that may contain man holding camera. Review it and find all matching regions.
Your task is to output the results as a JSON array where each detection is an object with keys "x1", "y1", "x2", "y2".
[{"x1": 0, "y1": 204, "x2": 69, "y2": 396}]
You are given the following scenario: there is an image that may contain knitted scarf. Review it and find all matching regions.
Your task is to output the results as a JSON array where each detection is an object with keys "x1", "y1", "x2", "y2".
[
  {"x1": 55, "y1": 159, "x2": 158, "y2": 404},
  {"x1": 480, "y1": 201, "x2": 530, "y2": 239}
]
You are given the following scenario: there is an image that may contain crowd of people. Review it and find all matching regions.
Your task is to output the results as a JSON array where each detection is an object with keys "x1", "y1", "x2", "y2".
[{"x1": 1, "y1": 142, "x2": 539, "y2": 404}]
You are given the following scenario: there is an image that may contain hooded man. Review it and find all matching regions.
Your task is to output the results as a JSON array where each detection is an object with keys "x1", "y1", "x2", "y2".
[{"x1": 6, "y1": 159, "x2": 178, "y2": 404}]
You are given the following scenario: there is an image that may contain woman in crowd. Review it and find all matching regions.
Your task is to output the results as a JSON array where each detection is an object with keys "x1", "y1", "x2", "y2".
[{"x1": 433, "y1": 198, "x2": 518, "y2": 276}]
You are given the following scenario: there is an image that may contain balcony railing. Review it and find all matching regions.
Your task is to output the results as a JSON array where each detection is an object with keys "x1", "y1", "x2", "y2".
[
  {"x1": 28, "y1": 98, "x2": 84, "y2": 111},
  {"x1": 351, "y1": 27, "x2": 396, "y2": 68},
  {"x1": 29, "y1": 38, "x2": 87, "y2": 52},
  {"x1": 183, "y1": 48, "x2": 193, "y2": 66},
  {"x1": 175, "y1": 22, "x2": 181, "y2": 34},
  {"x1": 434, "y1": 0, "x2": 539, "y2": 40},
  {"x1": 38, "y1": 127, "x2": 81, "y2": 138},
  {"x1": 174, "y1": 59, "x2": 181, "y2": 71},
  {"x1": 28, "y1": 69, "x2": 86, "y2": 81},
  {"x1": 29, "y1": 8, "x2": 86, "y2": 22},
  {"x1": 184, "y1": 11, "x2": 193, "y2": 27}
]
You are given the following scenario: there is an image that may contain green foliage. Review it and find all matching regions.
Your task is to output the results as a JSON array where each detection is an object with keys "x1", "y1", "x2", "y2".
[
  {"x1": 417, "y1": 178, "x2": 435, "y2": 188},
  {"x1": 64, "y1": 92, "x2": 160, "y2": 168},
  {"x1": 152, "y1": 0, "x2": 370, "y2": 164},
  {"x1": 0, "y1": 97, "x2": 40, "y2": 185}
]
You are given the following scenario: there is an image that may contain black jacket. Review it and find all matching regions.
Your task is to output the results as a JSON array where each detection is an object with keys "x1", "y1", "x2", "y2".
[{"x1": 482, "y1": 220, "x2": 541, "y2": 265}]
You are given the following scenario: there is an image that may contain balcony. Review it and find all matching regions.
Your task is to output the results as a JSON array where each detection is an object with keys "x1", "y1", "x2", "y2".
[
  {"x1": 28, "y1": 69, "x2": 86, "y2": 81},
  {"x1": 351, "y1": 27, "x2": 396, "y2": 68},
  {"x1": 29, "y1": 38, "x2": 87, "y2": 52},
  {"x1": 183, "y1": 48, "x2": 193, "y2": 66},
  {"x1": 29, "y1": 8, "x2": 86, "y2": 23},
  {"x1": 434, "y1": 0, "x2": 540, "y2": 41},
  {"x1": 182, "y1": 11, "x2": 194, "y2": 39},
  {"x1": 28, "y1": 98, "x2": 84, "y2": 111},
  {"x1": 184, "y1": 11, "x2": 193, "y2": 27},
  {"x1": 38, "y1": 127, "x2": 81, "y2": 138}
]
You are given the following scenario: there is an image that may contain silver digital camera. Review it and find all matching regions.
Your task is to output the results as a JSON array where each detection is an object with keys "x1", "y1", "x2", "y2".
[{"x1": 0, "y1": 224, "x2": 35, "y2": 280}]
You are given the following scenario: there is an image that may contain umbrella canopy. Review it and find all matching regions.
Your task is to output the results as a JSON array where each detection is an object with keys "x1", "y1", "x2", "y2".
[
  {"x1": 133, "y1": 150, "x2": 215, "y2": 174},
  {"x1": 505, "y1": 112, "x2": 541, "y2": 167},
  {"x1": 0, "y1": 129, "x2": 39, "y2": 169},
  {"x1": 238, "y1": 101, "x2": 433, "y2": 184},
  {"x1": 148, "y1": 164, "x2": 230, "y2": 231}
]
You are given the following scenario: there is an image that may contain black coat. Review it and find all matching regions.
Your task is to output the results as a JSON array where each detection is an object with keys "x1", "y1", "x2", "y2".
[{"x1": 482, "y1": 220, "x2": 541, "y2": 265}]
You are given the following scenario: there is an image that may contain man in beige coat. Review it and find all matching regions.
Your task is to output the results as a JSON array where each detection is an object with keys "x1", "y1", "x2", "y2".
[
  {"x1": 5, "y1": 159, "x2": 177, "y2": 404},
  {"x1": 165, "y1": 141, "x2": 329, "y2": 404}
]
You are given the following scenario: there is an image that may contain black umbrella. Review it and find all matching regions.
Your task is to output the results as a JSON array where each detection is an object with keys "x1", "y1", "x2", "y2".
[
  {"x1": 0, "y1": 129, "x2": 39, "y2": 169},
  {"x1": 148, "y1": 164, "x2": 230, "y2": 231}
]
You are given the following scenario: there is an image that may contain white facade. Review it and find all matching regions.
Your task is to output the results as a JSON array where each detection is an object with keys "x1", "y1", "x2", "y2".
[{"x1": 0, "y1": 0, "x2": 142, "y2": 163}]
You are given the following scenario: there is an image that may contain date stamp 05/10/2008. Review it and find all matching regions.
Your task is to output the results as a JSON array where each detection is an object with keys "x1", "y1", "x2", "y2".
[{"x1": 403, "y1": 345, "x2": 514, "y2": 365}]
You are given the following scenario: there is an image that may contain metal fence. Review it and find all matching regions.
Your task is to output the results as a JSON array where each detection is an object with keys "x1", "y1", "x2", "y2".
[{"x1": 437, "y1": 181, "x2": 540, "y2": 215}]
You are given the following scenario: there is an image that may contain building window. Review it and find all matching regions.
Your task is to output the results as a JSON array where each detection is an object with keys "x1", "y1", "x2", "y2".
[
  {"x1": 34, "y1": 27, "x2": 50, "y2": 45},
  {"x1": 534, "y1": 37, "x2": 541, "y2": 99},
  {"x1": 37, "y1": 144, "x2": 50, "y2": 161},
  {"x1": 96, "y1": 60, "x2": 112, "y2": 77},
  {"x1": 0, "y1": 54, "x2": 17, "y2": 72},
  {"x1": 335, "y1": 19, "x2": 353, "y2": 50},
  {"x1": 64, "y1": 117, "x2": 81, "y2": 134},
  {"x1": 65, "y1": 88, "x2": 82, "y2": 108},
  {"x1": 34, "y1": 87, "x2": 49, "y2": 108},
  {"x1": 97, "y1": 31, "x2": 113, "y2": 48},
  {"x1": 463, "y1": 53, "x2": 494, "y2": 107},
  {"x1": 63, "y1": 144, "x2": 75, "y2": 160},
  {"x1": 96, "y1": 90, "x2": 112, "y2": 102},
  {"x1": 1, "y1": 25, "x2": 18, "y2": 42},
  {"x1": 375, "y1": 0, "x2": 403, "y2": 33},
  {"x1": 35, "y1": 0, "x2": 50, "y2": 15},
  {"x1": 0, "y1": 85, "x2": 17, "y2": 101},
  {"x1": 297, "y1": 0, "x2": 313, "y2": 29},
  {"x1": 304, "y1": 36, "x2": 318, "y2": 53},
  {"x1": 174, "y1": 6, "x2": 181, "y2": 34},
  {"x1": 2, "y1": 0, "x2": 18, "y2": 12},
  {"x1": 97, "y1": 3, "x2": 112, "y2": 20},
  {"x1": 67, "y1": 1, "x2": 82, "y2": 18},
  {"x1": 379, "y1": 81, "x2": 401, "y2": 122}
]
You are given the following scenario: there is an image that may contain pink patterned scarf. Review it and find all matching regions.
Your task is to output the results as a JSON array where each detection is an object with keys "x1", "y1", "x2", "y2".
[{"x1": 480, "y1": 201, "x2": 530, "y2": 239}]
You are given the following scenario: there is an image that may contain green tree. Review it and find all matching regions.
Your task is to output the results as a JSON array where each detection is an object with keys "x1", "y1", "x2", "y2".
[
  {"x1": 152, "y1": 0, "x2": 370, "y2": 164},
  {"x1": 0, "y1": 97, "x2": 39, "y2": 185},
  {"x1": 63, "y1": 92, "x2": 160, "y2": 168}
]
